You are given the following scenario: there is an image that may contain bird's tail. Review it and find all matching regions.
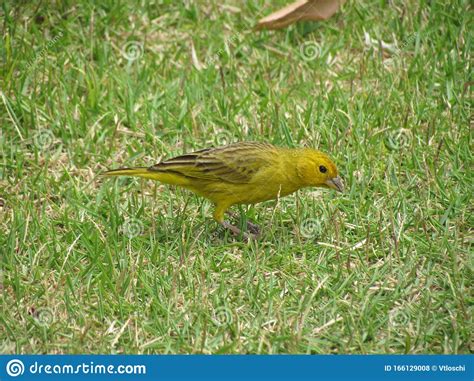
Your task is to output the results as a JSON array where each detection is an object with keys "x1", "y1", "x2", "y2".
[
  {"x1": 103, "y1": 167, "x2": 155, "y2": 179},
  {"x1": 103, "y1": 167, "x2": 191, "y2": 185}
]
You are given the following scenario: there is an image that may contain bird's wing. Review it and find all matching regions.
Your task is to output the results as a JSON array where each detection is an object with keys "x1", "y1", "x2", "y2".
[{"x1": 148, "y1": 142, "x2": 277, "y2": 184}]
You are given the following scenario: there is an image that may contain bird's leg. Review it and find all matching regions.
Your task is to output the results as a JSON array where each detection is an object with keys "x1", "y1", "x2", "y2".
[
  {"x1": 225, "y1": 211, "x2": 261, "y2": 236},
  {"x1": 214, "y1": 203, "x2": 258, "y2": 241}
]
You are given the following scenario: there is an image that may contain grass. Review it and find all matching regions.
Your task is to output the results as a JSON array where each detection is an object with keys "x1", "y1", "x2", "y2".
[{"x1": 0, "y1": 0, "x2": 472, "y2": 354}]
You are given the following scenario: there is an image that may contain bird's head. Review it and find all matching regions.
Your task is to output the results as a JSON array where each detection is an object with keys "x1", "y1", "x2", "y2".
[{"x1": 295, "y1": 149, "x2": 344, "y2": 192}]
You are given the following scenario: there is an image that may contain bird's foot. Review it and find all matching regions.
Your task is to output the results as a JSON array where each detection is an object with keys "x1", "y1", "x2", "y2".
[
  {"x1": 220, "y1": 221, "x2": 258, "y2": 241},
  {"x1": 225, "y1": 212, "x2": 261, "y2": 237},
  {"x1": 245, "y1": 220, "x2": 260, "y2": 236}
]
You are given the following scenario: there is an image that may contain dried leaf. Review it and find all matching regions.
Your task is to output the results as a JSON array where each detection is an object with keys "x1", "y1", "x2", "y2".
[
  {"x1": 190, "y1": 41, "x2": 203, "y2": 71},
  {"x1": 257, "y1": 0, "x2": 345, "y2": 30},
  {"x1": 363, "y1": 31, "x2": 397, "y2": 53}
]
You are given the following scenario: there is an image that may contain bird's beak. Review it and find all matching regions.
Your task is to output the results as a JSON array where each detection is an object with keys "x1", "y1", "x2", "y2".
[{"x1": 325, "y1": 176, "x2": 344, "y2": 192}]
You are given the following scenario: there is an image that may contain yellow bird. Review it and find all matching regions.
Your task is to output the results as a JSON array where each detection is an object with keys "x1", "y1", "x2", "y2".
[{"x1": 104, "y1": 142, "x2": 344, "y2": 239}]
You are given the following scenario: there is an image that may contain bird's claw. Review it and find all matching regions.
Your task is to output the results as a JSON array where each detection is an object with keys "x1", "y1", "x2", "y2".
[{"x1": 245, "y1": 220, "x2": 260, "y2": 236}]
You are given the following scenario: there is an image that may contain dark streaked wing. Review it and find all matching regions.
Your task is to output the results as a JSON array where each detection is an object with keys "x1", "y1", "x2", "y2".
[{"x1": 148, "y1": 142, "x2": 276, "y2": 183}]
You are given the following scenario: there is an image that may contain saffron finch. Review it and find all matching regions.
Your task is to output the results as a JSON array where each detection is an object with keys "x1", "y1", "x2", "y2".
[{"x1": 105, "y1": 142, "x2": 344, "y2": 239}]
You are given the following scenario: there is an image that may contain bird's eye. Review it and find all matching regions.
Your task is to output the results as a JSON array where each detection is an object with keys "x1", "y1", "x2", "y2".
[{"x1": 319, "y1": 165, "x2": 327, "y2": 173}]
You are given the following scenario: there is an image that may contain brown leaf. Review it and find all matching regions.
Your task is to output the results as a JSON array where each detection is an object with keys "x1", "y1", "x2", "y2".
[{"x1": 257, "y1": 0, "x2": 345, "y2": 30}]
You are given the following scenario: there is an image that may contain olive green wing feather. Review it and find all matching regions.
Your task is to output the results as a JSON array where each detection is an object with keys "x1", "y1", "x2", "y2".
[{"x1": 148, "y1": 142, "x2": 277, "y2": 184}]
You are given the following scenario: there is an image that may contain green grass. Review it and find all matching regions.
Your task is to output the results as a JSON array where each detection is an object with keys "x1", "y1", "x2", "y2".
[{"x1": 0, "y1": 0, "x2": 472, "y2": 354}]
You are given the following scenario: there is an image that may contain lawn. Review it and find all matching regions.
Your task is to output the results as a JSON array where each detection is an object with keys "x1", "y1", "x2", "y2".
[{"x1": 0, "y1": 0, "x2": 472, "y2": 354}]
